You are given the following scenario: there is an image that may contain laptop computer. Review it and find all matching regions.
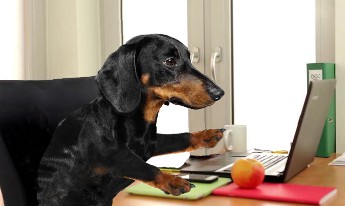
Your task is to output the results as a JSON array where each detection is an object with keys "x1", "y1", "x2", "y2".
[{"x1": 181, "y1": 79, "x2": 336, "y2": 182}]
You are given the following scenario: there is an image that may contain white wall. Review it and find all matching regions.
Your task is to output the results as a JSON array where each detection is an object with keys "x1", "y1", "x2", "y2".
[
  {"x1": 335, "y1": 0, "x2": 345, "y2": 153},
  {"x1": 122, "y1": 0, "x2": 189, "y2": 134},
  {"x1": 0, "y1": 0, "x2": 24, "y2": 80}
]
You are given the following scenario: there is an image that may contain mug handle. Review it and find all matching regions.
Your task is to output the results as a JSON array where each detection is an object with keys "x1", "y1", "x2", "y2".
[{"x1": 223, "y1": 129, "x2": 233, "y2": 151}]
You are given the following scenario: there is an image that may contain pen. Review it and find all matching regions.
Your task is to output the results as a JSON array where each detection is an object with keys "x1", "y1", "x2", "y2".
[{"x1": 160, "y1": 168, "x2": 181, "y2": 173}]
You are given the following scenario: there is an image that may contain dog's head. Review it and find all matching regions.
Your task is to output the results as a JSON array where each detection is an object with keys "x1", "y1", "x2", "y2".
[{"x1": 96, "y1": 34, "x2": 224, "y2": 114}]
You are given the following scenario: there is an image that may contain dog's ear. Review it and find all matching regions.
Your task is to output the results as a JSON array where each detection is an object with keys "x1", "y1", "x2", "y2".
[{"x1": 95, "y1": 44, "x2": 141, "y2": 114}]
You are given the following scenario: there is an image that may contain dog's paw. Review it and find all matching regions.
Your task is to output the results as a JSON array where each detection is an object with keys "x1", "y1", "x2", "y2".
[
  {"x1": 189, "y1": 129, "x2": 225, "y2": 150},
  {"x1": 152, "y1": 172, "x2": 195, "y2": 196}
]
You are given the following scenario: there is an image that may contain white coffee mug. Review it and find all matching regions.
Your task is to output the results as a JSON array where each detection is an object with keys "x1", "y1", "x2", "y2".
[{"x1": 223, "y1": 125, "x2": 247, "y2": 152}]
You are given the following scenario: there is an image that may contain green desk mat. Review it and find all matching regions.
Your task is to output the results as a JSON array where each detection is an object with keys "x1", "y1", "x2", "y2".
[{"x1": 125, "y1": 177, "x2": 231, "y2": 200}]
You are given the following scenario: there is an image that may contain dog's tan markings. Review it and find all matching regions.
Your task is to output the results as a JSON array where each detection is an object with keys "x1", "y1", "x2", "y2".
[
  {"x1": 143, "y1": 95, "x2": 164, "y2": 123},
  {"x1": 143, "y1": 74, "x2": 214, "y2": 122},
  {"x1": 93, "y1": 166, "x2": 110, "y2": 175},
  {"x1": 187, "y1": 129, "x2": 223, "y2": 151},
  {"x1": 140, "y1": 73, "x2": 150, "y2": 85},
  {"x1": 149, "y1": 76, "x2": 214, "y2": 109},
  {"x1": 145, "y1": 172, "x2": 193, "y2": 196}
]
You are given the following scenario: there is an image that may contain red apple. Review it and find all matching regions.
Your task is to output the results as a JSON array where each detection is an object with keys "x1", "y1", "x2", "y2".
[{"x1": 231, "y1": 158, "x2": 265, "y2": 189}]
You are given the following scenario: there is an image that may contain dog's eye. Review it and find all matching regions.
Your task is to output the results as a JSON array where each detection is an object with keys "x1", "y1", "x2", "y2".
[{"x1": 164, "y1": 57, "x2": 177, "y2": 66}]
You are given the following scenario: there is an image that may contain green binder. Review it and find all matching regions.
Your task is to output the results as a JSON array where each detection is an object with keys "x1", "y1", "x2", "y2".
[{"x1": 307, "y1": 63, "x2": 336, "y2": 157}]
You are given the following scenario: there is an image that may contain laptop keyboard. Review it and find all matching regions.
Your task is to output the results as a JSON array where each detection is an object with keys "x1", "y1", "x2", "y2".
[
  {"x1": 251, "y1": 154, "x2": 287, "y2": 169},
  {"x1": 223, "y1": 154, "x2": 287, "y2": 172}
]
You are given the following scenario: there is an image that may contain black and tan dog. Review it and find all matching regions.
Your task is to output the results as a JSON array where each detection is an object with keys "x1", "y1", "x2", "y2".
[{"x1": 38, "y1": 34, "x2": 224, "y2": 206}]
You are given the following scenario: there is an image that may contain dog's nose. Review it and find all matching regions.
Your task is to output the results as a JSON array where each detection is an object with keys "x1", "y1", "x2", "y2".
[{"x1": 209, "y1": 87, "x2": 224, "y2": 101}]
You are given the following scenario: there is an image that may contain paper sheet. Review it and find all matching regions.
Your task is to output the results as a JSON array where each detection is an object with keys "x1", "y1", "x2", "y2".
[
  {"x1": 146, "y1": 152, "x2": 190, "y2": 168},
  {"x1": 328, "y1": 153, "x2": 345, "y2": 166}
]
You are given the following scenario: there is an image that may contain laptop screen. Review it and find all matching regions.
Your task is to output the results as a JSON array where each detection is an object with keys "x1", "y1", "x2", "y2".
[{"x1": 283, "y1": 79, "x2": 336, "y2": 181}]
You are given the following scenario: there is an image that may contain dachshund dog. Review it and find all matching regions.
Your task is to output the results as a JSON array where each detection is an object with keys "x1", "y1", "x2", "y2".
[{"x1": 38, "y1": 34, "x2": 225, "y2": 206}]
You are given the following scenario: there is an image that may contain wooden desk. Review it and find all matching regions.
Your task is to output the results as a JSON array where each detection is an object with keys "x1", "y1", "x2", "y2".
[{"x1": 113, "y1": 154, "x2": 345, "y2": 205}]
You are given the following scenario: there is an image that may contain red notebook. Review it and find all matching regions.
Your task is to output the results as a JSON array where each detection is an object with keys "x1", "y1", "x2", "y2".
[{"x1": 212, "y1": 183, "x2": 337, "y2": 205}]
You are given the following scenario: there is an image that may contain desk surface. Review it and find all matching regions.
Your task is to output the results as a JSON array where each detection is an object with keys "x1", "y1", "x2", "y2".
[{"x1": 113, "y1": 154, "x2": 345, "y2": 206}]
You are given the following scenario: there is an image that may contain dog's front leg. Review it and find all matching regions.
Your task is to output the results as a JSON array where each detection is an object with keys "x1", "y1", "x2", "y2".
[
  {"x1": 116, "y1": 146, "x2": 194, "y2": 196},
  {"x1": 153, "y1": 129, "x2": 224, "y2": 156}
]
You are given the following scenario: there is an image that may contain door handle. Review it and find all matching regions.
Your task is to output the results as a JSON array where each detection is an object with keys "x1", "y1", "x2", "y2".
[
  {"x1": 210, "y1": 47, "x2": 222, "y2": 82},
  {"x1": 190, "y1": 47, "x2": 200, "y2": 63}
]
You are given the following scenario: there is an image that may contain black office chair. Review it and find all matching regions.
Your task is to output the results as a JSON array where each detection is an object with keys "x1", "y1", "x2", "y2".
[{"x1": 0, "y1": 77, "x2": 99, "y2": 206}]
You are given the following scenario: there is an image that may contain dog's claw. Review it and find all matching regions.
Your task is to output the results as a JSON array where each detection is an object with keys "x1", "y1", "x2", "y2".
[
  {"x1": 220, "y1": 128, "x2": 225, "y2": 133},
  {"x1": 190, "y1": 183, "x2": 196, "y2": 188}
]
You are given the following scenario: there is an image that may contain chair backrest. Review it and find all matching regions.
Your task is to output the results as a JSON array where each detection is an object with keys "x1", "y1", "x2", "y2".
[{"x1": 0, "y1": 77, "x2": 99, "y2": 206}]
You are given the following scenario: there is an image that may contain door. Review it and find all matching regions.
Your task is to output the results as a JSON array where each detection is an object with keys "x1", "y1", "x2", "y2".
[{"x1": 188, "y1": 0, "x2": 233, "y2": 155}]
